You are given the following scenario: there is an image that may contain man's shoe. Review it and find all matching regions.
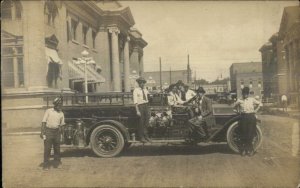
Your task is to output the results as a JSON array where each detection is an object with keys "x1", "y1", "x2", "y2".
[
  {"x1": 53, "y1": 161, "x2": 62, "y2": 168},
  {"x1": 247, "y1": 150, "x2": 255, "y2": 157},
  {"x1": 240, "y1": 150, "x2": 246, "y2": 157},
  {"x1": 43, "y1": 165, "x2": 50, "y2": 171}
]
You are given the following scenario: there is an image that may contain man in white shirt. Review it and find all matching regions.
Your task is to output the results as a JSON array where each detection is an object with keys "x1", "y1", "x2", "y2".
[
  {"x1": 281, "y1": 94, "x2": 288, "y2": 112},
  {"x1": 234, "y1": 87, "x2": 262, "y2": 157},
  {"x1": 168, "y1": 84, "x2": 184, "y2": 106},
  {"x1": 41, "y1": 97, "x2": 65, "y2": 170},
  {"x1": 184, "y1": 85, "x2": 196, "y2": 101},
  {"x1": 133, "y1": 77, "x2": 151, "y2": 143}
]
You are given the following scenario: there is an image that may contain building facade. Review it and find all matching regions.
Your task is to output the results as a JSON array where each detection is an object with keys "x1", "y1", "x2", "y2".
[
  {"x1": 229, "y1": 62, "x2": 263, "y2": 98},
  {"x1": 260, "y1": 6, "x2": 300, "y2": 107},
  {"x1": 1, "y1": 0, "x2": 147, "y2": 129}
]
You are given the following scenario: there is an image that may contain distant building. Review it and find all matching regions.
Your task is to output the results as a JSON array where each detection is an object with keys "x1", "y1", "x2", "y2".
[
  {"x1": 230, "y1": 62, "x2": 263, "y2": 98},
  {"x1": 260, "y1": 6, "x2": 300, "y2": 107},
  {"x1": 200, "y1": 84, "x2": 229, "y2": 94},
  {"x1": 144, "y1": 69, "x2": 192, "y2": 91}
]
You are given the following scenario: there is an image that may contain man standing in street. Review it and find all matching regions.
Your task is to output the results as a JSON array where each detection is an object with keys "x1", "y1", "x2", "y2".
[
  {"x1": 234, "y1": 87, "x2": 262, "y2": 157},
  {"x1": 41, "y1": 97, "x2": 65, "y2": 170},
  {"x1": 133, "y1": 77, "x2": 151, "y2": 143},
  {"x1": 281, "y1": 94, "x2": 288, "y2": 112}
]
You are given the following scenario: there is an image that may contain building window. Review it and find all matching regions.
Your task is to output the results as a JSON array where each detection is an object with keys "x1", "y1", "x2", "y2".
[
  {"x1": 47, "y1": 62, "x2": 60, "y2": 88},
  {"x1": 82, "y1": 25, "x2": 88, "y2": 45},
  {"x1": 2, "y1": 1, "x2": 13, "y2": 19},
  {"x1": 92, "y1": 30, "x2": 97, "y2": 49},
  {"x1": 1, "y1": 56, "x2": 24, "y2": 88},
  {"x1": 1, "y1": 45, "x2": 24, "y2": 88},
  {"x1": 44, "y1": 0, "x2": 58, "y2": 25},
  {"x1": 2, "y1": 0, "x2": 22, "y2": 20},
  {"x1": 71, "y1": 19, "x2": 78, "y2": 40},
  {"x1": 2, "y1": 58, "x2": 14, "y2": 87}
]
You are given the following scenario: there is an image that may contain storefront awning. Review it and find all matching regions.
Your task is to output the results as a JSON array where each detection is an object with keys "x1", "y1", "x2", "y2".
[{"x1": 46, "y1": 47, "x2": 62, "y2": 64}]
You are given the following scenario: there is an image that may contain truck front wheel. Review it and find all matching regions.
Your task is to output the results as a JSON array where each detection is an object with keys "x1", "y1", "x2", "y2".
[{"x1": 90, "y1": 125, "x2": 125, "y2": 157}]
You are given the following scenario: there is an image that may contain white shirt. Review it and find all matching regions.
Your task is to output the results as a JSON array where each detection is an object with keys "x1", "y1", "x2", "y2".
[
  {"x1": 281, "y1": 95, "x2": 287, "y2": 101},
  {"x1": 42, "y1": 108, "x2": 65, "y2": 129},
  {"x1": 234, "y1": 97, "x2": 263, "y2": 113},
  {"x1": 168, "y1": 92, "x2": 184, "y2": 106},
  {"x1": 186, "y1": 89, "x2": 196, "y2": 101},
  {"x1": 133, "y1": 87, "x2": 149, "y2": 104}
]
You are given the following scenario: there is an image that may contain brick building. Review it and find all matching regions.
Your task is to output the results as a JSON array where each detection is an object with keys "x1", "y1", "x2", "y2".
[
  {"x1": 260, "y1": 6, "x2": 300, "y2": 107},
  {"x1": 1, "y1": 0, "x2": 147, "y2": 129},
  {"x1": 229, "y1": 62, "x2": 263, "y2": 98}
]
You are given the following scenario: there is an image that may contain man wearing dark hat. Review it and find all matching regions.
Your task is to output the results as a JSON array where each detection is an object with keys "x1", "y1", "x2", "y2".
[
  {"x1": 133, "y1": 77, "x2": 151, "y2": 143},
  {"x1": 187, "y1": 87, "x2": 214, "y2": 142},
  {"x1": 234, "y1": 87, "x2": 262, "y2": 156},
  {"x1": 176, "y1": 80, "x2": 186, "y2": 101},
  {"x1": 40, "y1": 97, "x2": 65, "y2": 170}
]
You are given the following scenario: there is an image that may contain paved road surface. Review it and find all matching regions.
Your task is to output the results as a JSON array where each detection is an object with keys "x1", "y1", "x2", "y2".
[{"x1": 2, "y1": 115, "x2": 300, "y2": 187}]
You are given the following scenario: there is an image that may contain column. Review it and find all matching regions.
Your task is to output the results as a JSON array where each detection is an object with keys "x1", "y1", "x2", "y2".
[
  {"x1": 288, "y1": 44, "x2": 293, "y2": 92},
  {"x1": 289, "y1": 43, "x2": 295, "y2": 91},
  {"x1": 139, "y1": 52, "x2": 144, "y2": 76},
  {"x1": 109, "y1": 27, "x2": 121, "y2": 91},
  {"x1": 13, "y1": 53, "x2": 19, "y2": 88},
  {"x1": 97, "y1": 26, "x2": 111, "y2": 91},
  {"x1": 123, "y1": 36, "x2": 130, "y2": 92},
  {"x1": 23, "y1": 1, "x2": 48, "y2": 90},
  {"x1": 130, "y1": 46, "x2": 140, "y2": 75}
]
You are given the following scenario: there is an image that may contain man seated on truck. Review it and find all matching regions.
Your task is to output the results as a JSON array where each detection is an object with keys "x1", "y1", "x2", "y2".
[
  {"x1": 187, "y1": 87, "x2": 215, "y2": 142},
  {"x1": 167, "y1": 84, "x2": 194, "y2": 118}
]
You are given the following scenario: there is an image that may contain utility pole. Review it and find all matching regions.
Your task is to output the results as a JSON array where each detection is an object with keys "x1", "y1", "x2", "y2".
[
  {"x1": 187, "y1": 54, "x2": 190, "y2": 84},
  {"x1": 159, "y1": 57, "x2": 162, "y2": 91},
  {"x1": 169, "y1": 67, "x2": 172, "y2": 84}
]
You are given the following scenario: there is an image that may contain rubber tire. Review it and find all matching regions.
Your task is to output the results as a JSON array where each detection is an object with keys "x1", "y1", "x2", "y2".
[
  {"x1": 226, "y1": 121, "x2": 263, "y2": 153},
  {"x1": 90, "y1": 125, "x2": 125, "y2": 157},
  {"x1": 122, "y1": 142, "x2": 132, "y2": 152}
]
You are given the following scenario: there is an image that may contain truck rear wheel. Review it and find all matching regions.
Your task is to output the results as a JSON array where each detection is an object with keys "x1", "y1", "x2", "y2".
[
  {"x1": 90, "y1": 125, "x2": 125, "y2": 157},
  {"x1": 227, "y1": 121, "x2": 263, "y2": 153}
]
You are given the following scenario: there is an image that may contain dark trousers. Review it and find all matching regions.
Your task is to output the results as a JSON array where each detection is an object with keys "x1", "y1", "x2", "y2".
[
  {"x1": 44, "y1": 127, "x2": 61, "y2": 165},
  {"x1": 239, "y1": 113, "x2": 257, "y2": 152},
  {"x1": 138, "y1": 103, "x2": 150, "y2": 140},
  {"x1": 188, "y1": 117, "x2": 208, "y2": 140}
]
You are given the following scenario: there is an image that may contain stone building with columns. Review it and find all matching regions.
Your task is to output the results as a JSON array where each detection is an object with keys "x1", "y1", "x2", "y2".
[
  {"x1": 260, "y1": 6, "x2": 300, "y2": 107},
  {"x1": 1, "y1": 0, "x2": 147, "y2": 129}
]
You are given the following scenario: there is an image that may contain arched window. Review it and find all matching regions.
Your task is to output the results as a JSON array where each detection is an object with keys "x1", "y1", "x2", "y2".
[
  {"x1": 2, "y1": 0, "x2": 22, "y2": 20},
  {"x1": 44, "y1": 0, "x2": 58, "y2": 25}
]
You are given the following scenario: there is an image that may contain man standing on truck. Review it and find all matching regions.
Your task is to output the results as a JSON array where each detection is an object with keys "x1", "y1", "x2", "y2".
[
  {"x1": 40, "y1": 97, "x2": 65, "y2": 170},
  {"x1": 133, "y1": 77, "x2": 151, "y2": 143}
]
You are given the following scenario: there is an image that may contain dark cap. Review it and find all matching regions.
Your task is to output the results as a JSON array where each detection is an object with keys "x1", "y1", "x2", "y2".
[
  {"x1": 176, "y1": 80, "x2": 184, "y2": 87},
  {"x1": 168, "y1": 83, "x2": 177, "y2": 90},
  {"x1": 53, "y1": 97, "x2": 62, "y2": 106},
  {"x1": 196, "y1": 87, "x2": 206, "y2": 94},
  {"x1": 136, "y1": 77, "x2": 146, "y2": 83},
  {"x1": 242, "y1": 87, "x2": 250, "y2": 95}
]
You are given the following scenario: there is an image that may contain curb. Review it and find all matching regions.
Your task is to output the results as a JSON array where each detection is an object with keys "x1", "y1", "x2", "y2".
[{"x1": 5, "y1": 132, "x2": 40, "y2": 136}]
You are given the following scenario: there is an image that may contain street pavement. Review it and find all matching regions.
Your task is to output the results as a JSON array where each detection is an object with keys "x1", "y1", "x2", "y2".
[{"x1": 2, "y1": 115, "x2": 300, "y2": 187}]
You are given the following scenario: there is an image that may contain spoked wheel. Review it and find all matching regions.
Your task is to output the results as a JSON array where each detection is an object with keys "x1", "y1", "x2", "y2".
[
  {"x1": 226, "y1": 121, "x2": 263, "y2": 153},
  {"x1": 90, "y1": 125, "x2": 124, "y2": 157}
]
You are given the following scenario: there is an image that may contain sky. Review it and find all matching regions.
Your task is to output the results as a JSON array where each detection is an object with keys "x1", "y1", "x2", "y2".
[{"x1": 122, "y1": 1, "x2": 298, "y2": 81}]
